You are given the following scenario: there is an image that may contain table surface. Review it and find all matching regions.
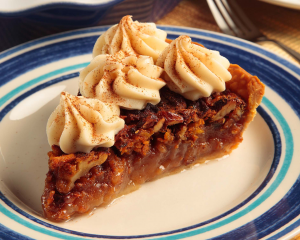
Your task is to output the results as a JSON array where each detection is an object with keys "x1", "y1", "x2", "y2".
[
  {"x1": 0, "y1": 0, "x2": 299, "y2": 66},
  {"x1": 157, "y1": 0, "x2": 300, "y2": 65},
  {"x1": 1, "y1": 0, "x2": 300, "y2": 239}
]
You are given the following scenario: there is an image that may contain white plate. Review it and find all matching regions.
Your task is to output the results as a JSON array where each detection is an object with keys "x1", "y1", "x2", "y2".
[
  {"x1": 260, "y1": 0, "x2": 300, "y2": 10},
  {"x1": 0, "y1": 26, "x2": 300, "y2": 239}
]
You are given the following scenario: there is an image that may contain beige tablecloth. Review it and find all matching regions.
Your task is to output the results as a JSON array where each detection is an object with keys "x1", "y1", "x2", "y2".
[{"x1": 157, "y1": 0, "x2": 300, "y2": 65}]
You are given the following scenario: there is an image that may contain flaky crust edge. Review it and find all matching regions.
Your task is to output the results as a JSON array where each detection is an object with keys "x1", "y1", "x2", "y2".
[{"x1": 227, "y1": 64, "x2": 265, "y2": 130}]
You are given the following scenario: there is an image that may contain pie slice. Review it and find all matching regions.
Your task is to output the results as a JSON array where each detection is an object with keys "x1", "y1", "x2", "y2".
[
  {"x1": 42, "y1": 18, "x2": 264, "y2": 221},
  {"x1": 42, "y1": 65, "x2": 264, "y2": 221}
]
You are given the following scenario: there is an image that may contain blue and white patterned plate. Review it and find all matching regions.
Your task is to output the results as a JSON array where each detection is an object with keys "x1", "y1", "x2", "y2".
[{"x1": 0, "y1": 26, "x2": 299, "y2": 240}]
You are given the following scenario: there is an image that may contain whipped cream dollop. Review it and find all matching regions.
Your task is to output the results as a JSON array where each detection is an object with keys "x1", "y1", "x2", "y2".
[
  {"x1": 156, "y1": 36, "x2": 232, "y2": 101},
  {"x1": 79, "y1": 51, "x2": 166, "y2": 110},
  {"x1": 47, "y1": 92, "x2": 124, "y2": 154},
  {"x1": 93, "y1": 15, "x2": 169, "y2": 62}
]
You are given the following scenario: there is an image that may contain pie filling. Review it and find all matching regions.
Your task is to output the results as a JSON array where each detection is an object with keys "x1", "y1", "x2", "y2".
[{"x1": 42, "y1": 64, "x2": 264, "y2": 221}]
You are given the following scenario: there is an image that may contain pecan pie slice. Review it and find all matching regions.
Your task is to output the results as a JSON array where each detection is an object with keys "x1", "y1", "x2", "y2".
[
  {"x1": 42, "y1": 64, "x2": 264, "y2": 221},
  {"x1": 42, "y1": 17, "x2": 264, "y2": 221}
]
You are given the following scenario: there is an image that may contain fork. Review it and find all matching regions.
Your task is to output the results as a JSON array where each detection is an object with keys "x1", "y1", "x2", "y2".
[{"x1": 207, "y1": 0, "x2": 300, "y2": 62}]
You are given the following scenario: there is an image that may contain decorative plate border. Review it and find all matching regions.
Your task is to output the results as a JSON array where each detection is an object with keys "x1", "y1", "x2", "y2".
[{"x1": 0, "y1": 26, "x2": 299, "y2": 239}]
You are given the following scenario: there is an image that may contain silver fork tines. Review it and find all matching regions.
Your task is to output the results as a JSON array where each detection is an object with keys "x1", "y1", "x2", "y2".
[{"x1": 207, "y1": 0, "x2": 300, "y2": 62}]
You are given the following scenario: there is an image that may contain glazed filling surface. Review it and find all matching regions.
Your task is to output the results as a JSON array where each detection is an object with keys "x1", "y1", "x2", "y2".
[{"x1": 42, "y1": 87, "x2": 247, "y2": 221}]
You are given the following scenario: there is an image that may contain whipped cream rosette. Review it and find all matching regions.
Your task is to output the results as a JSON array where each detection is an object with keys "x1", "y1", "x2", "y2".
[
  {"x1": 79, "y1": 51, "x2": 166, "y2": 110},
  {"x1": 47, "y1": 92, "x2": 124, "y2": 154},
  {"x1": 93, "y1": 15, "x2": 168, "y2": 62},
  {"x1": 156, "y1": 36, "x2": 232, "y2": 101}
]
